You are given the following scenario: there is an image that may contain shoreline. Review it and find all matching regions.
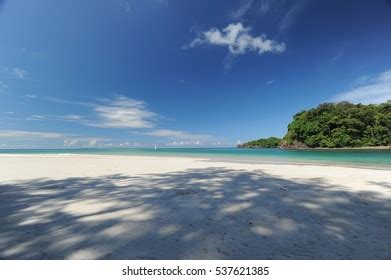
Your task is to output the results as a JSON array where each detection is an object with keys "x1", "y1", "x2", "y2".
[
  {"x1": 239, "y1": 145, "x2": 391, "y2": 150},
  {"x1": 0, "y1": 152, "x2": 390, "y2": 170},
  {"x1": 281, "y1": 146, "x2": 391, "y2": 150}
]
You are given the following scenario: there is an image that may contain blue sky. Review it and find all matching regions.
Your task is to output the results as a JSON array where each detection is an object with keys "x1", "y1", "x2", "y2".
[{"x1": 0, "y1": 0, "x2": 391, "y2": 148}]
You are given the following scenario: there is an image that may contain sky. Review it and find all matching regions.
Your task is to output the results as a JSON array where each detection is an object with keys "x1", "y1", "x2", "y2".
[{"x1": 0, "y1": 0, "x2": 391, "y2": 148}]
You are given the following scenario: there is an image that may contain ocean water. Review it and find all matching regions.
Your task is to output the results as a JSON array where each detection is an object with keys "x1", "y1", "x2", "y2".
[{"x1": 0, "y1": 148, "x2": 390, "y2": 166}]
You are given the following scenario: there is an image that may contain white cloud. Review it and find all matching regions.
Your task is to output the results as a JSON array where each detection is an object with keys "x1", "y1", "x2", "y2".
[
  {"x1": 1, "y1": 67, "x2": 28, "y2": 80},
  {"x1": 279, "y1": 6, "x2": 299, "y2": 33},
  {"x1": 230, "y1": 0, "x2": 272, "y2": 20},
  {"x1": 0, "y1": 130, "x2": 65, "y2": 139},
  {"x1": 330, "y1": 51, "x2": 344, "y2": 64},
  {"x1": 29, "y1": 114, "x2": 85, "y2": 123},
  {"x1": 24, "y1": 94, "x2": 37, "y2": 98},
  {"x1": 13, "y1": 68, "x2": 28, "y2": 79},
  {"x1": 119, "y1": 141, "x2": 131, "y2": 147},
  {"x1": 259, "y1": 0, "x2": 271, "y2": 15},
  {"x1": 30, "y1": 96, "x2": 159, "y2": 129},
  {"x1": 186, "y1": 23, "x2": 286, "y2": 56},
  {"x1": 265, "y1": 80, "x2": 274, "y2": 85},
  {"x1": 44, "y1": 96, "x2": 93, "y2": 106},
  {"x1": 0, "y1": 116, "x2": 18, "y2": 121},
  {"x1": 87, "y1": 139, "x2": 98, "y2": 147},
  {"x1": 91, "y1": 95, "x2": 158, "y2": 129},
  {"x1": 166, "y1": 139, "x2": 215, "y2": 146},
  {"x1": 21, "y1": 95, "x2": 221, "y2": 146},
  {"x1": 0, "y1": 130, "x2": 107, "y2": 148},
  {"x1": 155, "y1": 0, "x2": 168, "y2": 6},
  {"x1": 168, "y1": 141, "x2": 189, "y2": 146},
  {"x1": 333, "y1": 70, "x2": 391, "y2": 104},
  {"x1": 63, "y1": 139, "x2": 78, "y2": 148},
  {"x1": 119, "y1": 0, "x2": 167, "y2": 13},
  {"x1": 63, "y1": 138, "x2": 107, "y2": 148},
  {"x1": 0, "y1": 81, "x2": 8, "y2": 93},
  {"x1": 0, "y1": 143, "x2": 38, "y2": 149},
  {"x1": 278, "y1": 1, "x2": 307, "y2": 35},
  {"x1": 117, "y1": 141, "x2": 142, "y2": 147},
  {"x1": 138, "y1": 129, "x2": 212, "y2": 141},
  {"x1": 119, "y1": 0, "x2": 131, "y2": 13},
  {"x1": 230, "y1": 0, "x2": 254, "y2": 20}
]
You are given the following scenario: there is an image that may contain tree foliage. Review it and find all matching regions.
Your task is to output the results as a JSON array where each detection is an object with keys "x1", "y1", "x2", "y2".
[
  {"x1": 238, "y1": 137, "x2": 282, "y2": 148},
  {"x1": 282, "y1": 101, "x2": 391, "y2": 148}
]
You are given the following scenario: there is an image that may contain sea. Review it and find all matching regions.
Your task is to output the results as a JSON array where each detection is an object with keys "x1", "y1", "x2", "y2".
[{"x1": 1, "y1": 148, "x2": 390, "y2": 167}]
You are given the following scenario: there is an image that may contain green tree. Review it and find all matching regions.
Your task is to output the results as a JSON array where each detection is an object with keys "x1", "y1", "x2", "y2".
[
  {"x1": 282, "y1": 102, "x2": 391, "y2": 148},
  {"x1": 238, "y1": 137, "x2": 282, "y2": 148}
]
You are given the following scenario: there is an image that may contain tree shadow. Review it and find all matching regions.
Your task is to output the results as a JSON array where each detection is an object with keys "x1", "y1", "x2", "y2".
[
  {"x1": 0, "y1": 167, "x2": 390, "y2": 259},
  {"x1": 369, "y1": 181, "x2": 391, "y2": 190}
]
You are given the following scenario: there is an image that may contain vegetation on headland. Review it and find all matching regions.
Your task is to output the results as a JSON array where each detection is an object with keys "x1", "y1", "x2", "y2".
[
  {"x1": 237, "y1": 137, "x2": 282, "y2": 148},
  {"x1": 239, "y1": 101, "x2": 391, "y2": 149},
  {"x1": 282, "y1": 101, "x2": 391, "y2": 148}
]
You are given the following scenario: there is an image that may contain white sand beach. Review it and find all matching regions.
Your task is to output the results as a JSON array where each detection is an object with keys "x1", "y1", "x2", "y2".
[{"x1": 0, "y1": 154, "x2": 390, "y2": 259}]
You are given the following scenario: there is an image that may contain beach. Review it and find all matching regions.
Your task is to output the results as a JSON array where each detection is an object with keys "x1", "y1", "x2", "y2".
[{"x1": 0, "y1": 154, "x2": 390, "y2": 259}]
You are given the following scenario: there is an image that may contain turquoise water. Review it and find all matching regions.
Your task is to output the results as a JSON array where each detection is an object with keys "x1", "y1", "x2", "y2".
[{"x1": 0, "y1": 148, "x2": 390, "y2": 166}]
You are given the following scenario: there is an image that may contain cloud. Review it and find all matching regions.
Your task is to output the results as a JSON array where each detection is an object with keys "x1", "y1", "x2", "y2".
[
  {"x1": 223, "y1": 54, "x2": 236, "y2": 72},
  {"x1": 0, "y1": 81, "x2": 7, "y2": 93},
  {"x1": 30, "y1": 96, "x2": 159, "y2": 129},
  {"x1": 329, "y1": 51, "x2": 344, "y2": 64},
  {"x1": 164, "y1": 139, "x2": 232, "y2": 147},
  {"x1": 1, "y1": 67, "x2": 28, "y2": 79},
  {"x1": 134, "y1": 129, "x2": 213, "y2": 141},
  {"x1": 229, "y1": 0, "x2": 272, "y2": 20},
  {"x1": 0, "y1": 130, "x2": 106, "y2": 148},
  {"x1": 279, "y1": 6, "x2": 299, "y2": 33},
  {"x1": 119, "y1": 0, "x2": 167, "y2": 13},
  {"x1": 168, "y1": 140, "x2": 235, "y2": 147},
  {"x1": 265, "y1": 80, "x2": 275, "y2": 85},
  {"x1": 0, "y1": 130, "x2": 65, "y2": 139},
  {"x1": 24, "y1": 94, "x2": 37, "y2": 98},
  {"x1": 230, "y1": 0, "x2": 254, "y2": 20},
  {"x1": 278, "y1": 1, "x2": 307, "y2": 35},
  {"x1": 166, "y1": 140, "x2": 198, "y2": 146},
  {"x1": 119, "y1": 141, "x2": 138, "y2": 147},
  {"x1": 155, "y1": 0, "x2": 168, "y2": 5},
  {"x1": 87, "y1": 139, "x2": 98, "y2": 147},
  {"x1": 186, "y1": 23, "x2": 286, "y2": 56},
  {"x1": 332, "y1": 70, "x2": 391, "y2": 104},
  {"x1": 119, "y1": 0, "x2": 131, "y2": 13},
  {"x1": 63, "y1": 139, "x2": 78, "y2": 148},
  {"x1": 0, "y1": 112, "x2": 17, "y2": 121},
  {"x1": 29, "y1": 114, "x2": 85, "y2": 123},
  {"x1": 258, "y1": 0, "x2": 271, "y2": 15},
  {"x1": 13, "y1": 68, "x2": 28, "y2": 79},
  {"x1": 63, "y1": 137, "x2": 107, "y2": 148},
  {"x1": 22, "y1": 95, "x2": 220, "y2": 146},
  {"x1": 44, "y1": 96, "x2": 93, "y2": 106},
  {"x1": 0, "y1": 143, "x2": 39, "y2": 149},
  {"x1": 91, "y1": 96, "x2": 159, "y2": 129}
]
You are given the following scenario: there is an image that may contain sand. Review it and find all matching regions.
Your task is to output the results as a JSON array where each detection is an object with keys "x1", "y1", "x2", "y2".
[{"x1": 0, "y1": 154, "x2": 390, "y2": 259}]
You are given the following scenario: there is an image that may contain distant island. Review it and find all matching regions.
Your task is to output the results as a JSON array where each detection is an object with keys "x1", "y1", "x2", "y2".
[
  {"x1": 237, "y1": 137, "x2": 282, "y2": 148},
  {"x1": 239, "y1": 101, "x2": 391, "y2": 149}
]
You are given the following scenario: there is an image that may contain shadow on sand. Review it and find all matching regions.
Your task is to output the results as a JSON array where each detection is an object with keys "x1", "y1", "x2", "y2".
[{"x1": 0, "y1": 167, "x2": 390, "y2": 259}]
